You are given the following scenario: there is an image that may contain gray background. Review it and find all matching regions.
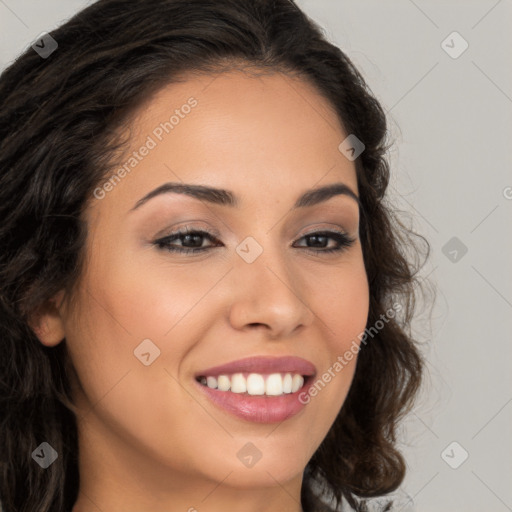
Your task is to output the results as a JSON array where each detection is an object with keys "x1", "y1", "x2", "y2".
[{"x1": 1, "y1": 1, "x2": 511, "y2": 511}]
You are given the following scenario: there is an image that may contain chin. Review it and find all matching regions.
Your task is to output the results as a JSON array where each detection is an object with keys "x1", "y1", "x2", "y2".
[{"x1": 218, "y1": 460, "x2": 305, "y2": 487}]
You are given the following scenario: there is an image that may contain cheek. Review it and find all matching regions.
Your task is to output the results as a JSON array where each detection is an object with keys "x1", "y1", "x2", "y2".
[
  {"x1": 314, "y1": 252, "x2": 369, "y2": 352},
  {"x1": 79, "y1": 238, "x2": 213, "y2": 345},
  {"x1": 63, "y1": 243, "x2": 220, "y2": 415},
  {"x1": 63, "y1": 265, "x2": 208, "y2": 472},
  {"x1": 301, "y1": 254, "x2": 369, "y2": 427}
]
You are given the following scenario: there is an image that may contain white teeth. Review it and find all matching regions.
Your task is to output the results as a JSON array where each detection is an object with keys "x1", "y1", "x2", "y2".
[
  {"x1": 217, "y1": 375, "x2": 231, "y2": 391},
  {"x1": 246, "y1": 373, "x2": 265, "y2": 395},
  {"x1": 230, "y1": 373, "x2": 247, "y2": 393},
  {"x1": 206, "y1": 376, "x2": 217, "y2": 389},
  {"x1": 291, "y1": 374, "x2": 304, "y2": 393},
  {"x1": 283, "y1": 373, "x2": 293, "y2": 393},
  {"x1": 265, "y1": 373, "x2": 283, "y2": 395},
  {"x1": 198, "y1": 372, "x2": 306, "y2": 396}
]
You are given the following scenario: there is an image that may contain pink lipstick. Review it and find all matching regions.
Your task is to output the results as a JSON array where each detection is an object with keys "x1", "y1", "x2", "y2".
[{"x1": 194, "y1": 356, "x2": 316, "y2": 423}]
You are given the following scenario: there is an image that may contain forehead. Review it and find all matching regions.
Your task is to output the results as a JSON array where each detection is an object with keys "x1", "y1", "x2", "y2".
[{"x1": 91, "y1": 70, "x2": 357, "y2": 217}]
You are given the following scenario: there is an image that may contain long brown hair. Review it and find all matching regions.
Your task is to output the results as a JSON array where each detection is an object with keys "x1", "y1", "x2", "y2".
[{"x1": 0, "y1": 1, "x2": 429, "y2": 511}]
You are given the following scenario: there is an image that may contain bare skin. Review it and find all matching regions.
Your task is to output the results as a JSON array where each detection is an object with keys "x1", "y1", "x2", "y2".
[{"x1": 32, "y1": 70, "x2": 369, "y2": 512}]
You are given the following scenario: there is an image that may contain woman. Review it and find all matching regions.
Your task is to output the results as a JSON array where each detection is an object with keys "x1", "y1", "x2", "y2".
[{"x1": 0, "y1": 1, "x2": 428, "y2": 511}]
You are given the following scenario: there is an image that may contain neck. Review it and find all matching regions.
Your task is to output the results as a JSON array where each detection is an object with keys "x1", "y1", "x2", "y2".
[{"x1": 72, "y1": 476, "x2": 305, "y2": 512}]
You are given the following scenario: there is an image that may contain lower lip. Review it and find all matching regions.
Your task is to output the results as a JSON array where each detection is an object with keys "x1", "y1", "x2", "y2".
[{"x1": 194, "y1": 378, "x2": 313, "y2": 423}]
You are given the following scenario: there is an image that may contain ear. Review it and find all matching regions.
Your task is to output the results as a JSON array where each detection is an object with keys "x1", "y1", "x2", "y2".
[{"x1": 29, "y1": 290, "x2": 67, "y2": 347}]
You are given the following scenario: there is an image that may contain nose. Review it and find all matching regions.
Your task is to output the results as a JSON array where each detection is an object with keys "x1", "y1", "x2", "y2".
[{"x1": 227, "y1": 243, "x2": 315, "y2": 340}]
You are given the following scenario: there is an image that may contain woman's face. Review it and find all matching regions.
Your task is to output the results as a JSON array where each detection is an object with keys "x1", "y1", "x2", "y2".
[{"x1": 53, "y1": 71, "x2": 369, "y2": 507}]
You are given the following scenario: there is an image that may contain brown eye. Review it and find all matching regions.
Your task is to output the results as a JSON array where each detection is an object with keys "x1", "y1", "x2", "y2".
[
  {"x1": 293, "y1": 231, "x2": 356, "y2": 255},
  {"x1": 155, "y1": 228, "x2": 221, "y2": 254},
  {"x1": 154, "y1": 228, "x2": 355, "y2": 256}
]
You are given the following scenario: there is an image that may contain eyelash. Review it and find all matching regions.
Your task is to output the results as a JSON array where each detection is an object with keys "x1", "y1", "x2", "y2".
[{"x1": 154, "y1": 227, "x2": 356, "y2": 256}]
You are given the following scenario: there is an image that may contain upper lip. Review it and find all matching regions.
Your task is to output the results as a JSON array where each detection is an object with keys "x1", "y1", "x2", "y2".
[{"x1": 195, "y1": 356, "x2": 317, "y2": 378}]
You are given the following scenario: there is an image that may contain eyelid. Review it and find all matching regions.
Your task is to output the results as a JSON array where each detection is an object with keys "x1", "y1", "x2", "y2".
[
  {"x1": 299, "y1": 225, "x2": 351, "y2": 237},
  {"x1": 156, "y1": 222, "x2": 354, "y2": 242},
  {"x1": 158, "y1": 224, "x2": 220, "y2": 239},
  {"x1": 153, "y1": 225, "x2": 357, "y2": 256}
]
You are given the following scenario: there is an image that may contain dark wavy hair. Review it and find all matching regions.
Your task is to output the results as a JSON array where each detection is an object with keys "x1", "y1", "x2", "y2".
[{"x1": 0, "y1": 1, "x2": 429, "y2": 511}]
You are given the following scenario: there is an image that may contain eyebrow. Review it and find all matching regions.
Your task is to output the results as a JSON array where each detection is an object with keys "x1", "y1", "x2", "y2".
[{"x1": 130, "y1": 181, "x2": 360, "y2": 212}]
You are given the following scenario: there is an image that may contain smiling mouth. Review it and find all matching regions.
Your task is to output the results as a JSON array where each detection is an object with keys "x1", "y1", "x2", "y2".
[{"x1": 195, "y1": 372, "x2": 309, "y2": 397}]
